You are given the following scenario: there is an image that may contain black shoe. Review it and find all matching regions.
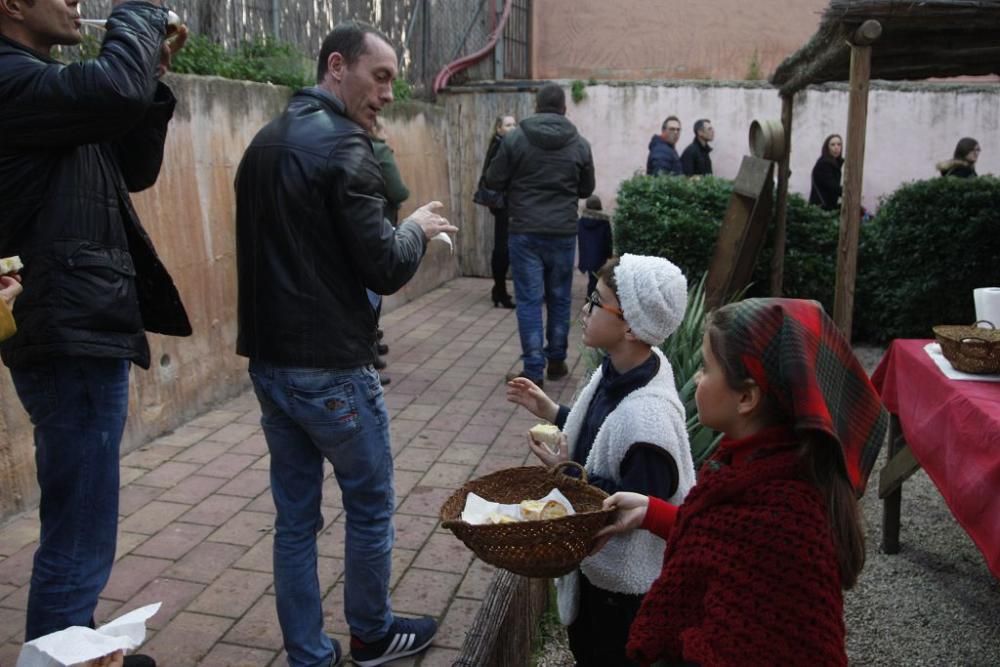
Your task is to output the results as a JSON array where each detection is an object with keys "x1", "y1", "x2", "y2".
[
  {"x1": 547, "y1": 359, "x2": 569, "y2": 381},
  {"x1": 373, "y1": 356, "x2": 387, "y2": 370},
  {"x1": 376, "y1": 343, "x2": 389, "y2": 355},
  {"x1": 491, "y1": 285, "x2": 515, "y2": 309},
  {"x1": 123, "y1": 655, "x2": 157, "y2": 667},
  {"x1": 376, "y1": 328, "x2": 385, "y2": 341},
  {"x1": 505, "y1": 370, "x2": 543, "y2": 388},
  {"x1": 379, "y1": 373, "x2": 391, "y2": 386}
]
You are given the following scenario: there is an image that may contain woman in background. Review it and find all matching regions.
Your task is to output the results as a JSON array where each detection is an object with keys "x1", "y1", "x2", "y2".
[
  {"x1": 809, "y1": 134, "x2": 844, "y2": 211},
  {"x1": 937, "y1": 137, "x2": 980, "y2": 178},
  {"x1": 477, "y1": 114, "x2": 518, "y2": 308}
]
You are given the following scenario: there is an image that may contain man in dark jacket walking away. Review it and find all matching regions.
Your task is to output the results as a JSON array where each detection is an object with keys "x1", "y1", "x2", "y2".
[
  {"x1": 486, "y1": 83, "x2": 595, "y2": 386},
  {"x1": 235, "y1": 21, "x2": 456, "y2": 667},
  {"x1": 646, "y1": 116, "x2": 682, "y2": 176},
  {"x1": 0, "y1": 2, "x2": 190, "y2": 662},
  {"x1": 681, "y1": 118, "x2": 714, "y2": 177}
]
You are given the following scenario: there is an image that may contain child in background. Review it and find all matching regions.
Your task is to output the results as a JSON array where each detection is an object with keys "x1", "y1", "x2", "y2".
[
  {"x1": 598, "y1": 298, "x2": 888, "y2": 666},
  {"x1": 577, "y1": 194, "x2": 612, "y2": 296},
  {"x1": 507, "y1": 254, "x2": 695, "y2": 666}
]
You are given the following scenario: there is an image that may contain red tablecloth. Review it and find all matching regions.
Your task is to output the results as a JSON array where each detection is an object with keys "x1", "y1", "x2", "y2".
[{"x1": 872, "y1": 339, "x2": 1000, "y2": 578}]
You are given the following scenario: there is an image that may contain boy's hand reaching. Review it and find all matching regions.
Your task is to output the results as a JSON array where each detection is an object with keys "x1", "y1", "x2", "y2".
[
  {"x1": 506, "y1": 377, "x2": 559, "y2": 422},
  {"x1": 527, "y1": 431, "x2": 569, "y2": 467}
]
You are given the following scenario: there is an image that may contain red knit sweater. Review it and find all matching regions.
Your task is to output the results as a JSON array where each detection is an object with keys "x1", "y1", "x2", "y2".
[{"x1": 627, "y1": 426, "x2": 847, "y2": 667}]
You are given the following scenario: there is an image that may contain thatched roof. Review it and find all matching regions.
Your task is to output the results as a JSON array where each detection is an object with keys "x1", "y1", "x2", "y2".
[{"x1": 770, "y1": 0, "x2": 1000, "y2": 95}]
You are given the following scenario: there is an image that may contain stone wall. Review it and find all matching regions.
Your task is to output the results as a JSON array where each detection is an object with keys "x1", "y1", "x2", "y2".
[{"x1": 0, "y1": 76, "x2": 456, "y2": 520}]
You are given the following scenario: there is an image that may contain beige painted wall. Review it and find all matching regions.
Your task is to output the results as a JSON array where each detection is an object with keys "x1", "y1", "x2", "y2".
[
  {"x1": 531, "y1": 0, "x2": 828, "y2": 81},
  {"x1": 444, "y1": 80, "x2": 1000, "y2": 276},
  {"x1": 0, "y1": 77, "x2": 456, "y2": 520}
]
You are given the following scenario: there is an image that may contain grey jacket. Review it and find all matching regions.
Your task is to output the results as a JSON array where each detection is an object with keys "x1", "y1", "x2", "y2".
[{"x1": 484, "y1": 113, "x2": 595, "y2": 236}]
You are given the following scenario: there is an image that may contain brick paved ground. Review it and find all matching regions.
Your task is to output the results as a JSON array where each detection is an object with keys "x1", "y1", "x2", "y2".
[{"x1": 0, "y1": 276, "x2": 588, "y2": 666}]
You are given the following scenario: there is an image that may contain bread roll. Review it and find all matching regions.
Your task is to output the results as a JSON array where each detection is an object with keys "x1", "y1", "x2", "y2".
[
  {"x1": 529, "y1": 423, "x2": 561, "y2": 448},
  {"x1": 487, "y1": 512, "x2": 520, "y2": 525},
  {"x1": 0, "y1": 256, "x2": 22, "y2": 275},
  {"x1": 520, "y1": 499, "x2": 568, "y2": 521}
]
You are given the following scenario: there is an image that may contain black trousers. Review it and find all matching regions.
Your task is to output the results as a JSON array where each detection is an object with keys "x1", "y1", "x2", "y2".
[
  {"x1": 566, "y1": 571, "x2": 644, "y2": 667},
  {"x1": 490, "y1": 207, "x2": 510, "y2": 293}
]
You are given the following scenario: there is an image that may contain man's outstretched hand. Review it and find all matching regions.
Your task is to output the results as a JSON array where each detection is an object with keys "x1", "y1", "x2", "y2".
[{"x1": 408, "y1": 201, "x2": 458, "y2": 241}]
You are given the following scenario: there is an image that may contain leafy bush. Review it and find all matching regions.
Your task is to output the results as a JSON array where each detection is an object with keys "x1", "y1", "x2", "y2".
[
  {"x1": 613, "y1": 174, "x2": 841, "y2": 313},
  {"x1": 170, "y1": 35, "x2": 313, "y2": 89},
  {"x1": 855, "y1": 176, "x2": 1000, "y2": 341},
  {"x1": 613, "y1": 175, "x2": 730, "y2": 280}
]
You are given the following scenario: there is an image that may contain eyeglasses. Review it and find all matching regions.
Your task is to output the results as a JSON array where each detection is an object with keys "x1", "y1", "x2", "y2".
[
  {"x1": 585, "y1": 291, "x2": 625, "y2": 319},
  {"x1": 666, "y1": 127, "x2": 681, "y2": 132}
]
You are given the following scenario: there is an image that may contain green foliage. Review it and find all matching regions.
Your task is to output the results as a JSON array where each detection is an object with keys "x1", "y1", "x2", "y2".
[
  {"x1": 392, "y1": 78, "x2": 412, "y2": 102},
  {"x1": 570, "y1": 79, "x2": 587, "y2": 104},
  {"x1": 855, "y1": 176, "x2": 1000, "y2": 341},
  {"x1": 613, "y1": 173, "x2": 842, "y2": 315},
  {"x1": 745, "y1": 49, "x2": 762, "y2": 80},
  {"x1": 663, "y1": 275, "x2": 723, "y2": 466},
  {"x1": 751, "y1": 195, "x2": 840, "y2": 314},
  {"x1": 171, "y1": 34, "x2": 313, "y2": 89},
  {"x1": 613, "y1": 175, "x2": 731, "y2": 280}
]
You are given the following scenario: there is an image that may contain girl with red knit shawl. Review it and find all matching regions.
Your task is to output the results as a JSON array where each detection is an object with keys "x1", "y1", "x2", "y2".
[{"x1": 597, "y1": 298, "x2": 888, "y2": 667}]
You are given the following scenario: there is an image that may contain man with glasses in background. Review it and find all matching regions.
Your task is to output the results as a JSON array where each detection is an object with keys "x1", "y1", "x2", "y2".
[{"x1": 647, "y1": 116, "x2": 683, "y2": 176}]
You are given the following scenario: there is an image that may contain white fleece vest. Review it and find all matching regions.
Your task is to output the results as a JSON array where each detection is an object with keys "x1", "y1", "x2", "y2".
[{"x1": 563, "y1": 348, "x2": 695, "y2": 595}]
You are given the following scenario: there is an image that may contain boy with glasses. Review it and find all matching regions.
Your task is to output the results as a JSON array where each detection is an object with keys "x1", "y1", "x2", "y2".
[{"x1": 506, "y1": 254, "x2": 695, "y2": 666}]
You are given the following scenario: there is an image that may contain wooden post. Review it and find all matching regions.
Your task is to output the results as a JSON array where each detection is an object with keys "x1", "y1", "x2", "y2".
[
  {"x1": 769, "y1": 94, "x2": 794, "y2": 296},
  {"x1": 833, "y1": 20, "x2": 880, "y2": 339}
]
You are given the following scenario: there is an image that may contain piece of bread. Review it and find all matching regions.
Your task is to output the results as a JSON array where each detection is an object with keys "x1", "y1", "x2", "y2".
[
  {"x1": 520, "y1": 499, "x2": 568, "y2": 521},
  {"x1": 539, "y1": 499, "x2": 568, "y2": 520},
  {"x1": 529, "y1": 423, "x2": 561, "y2": 447},
  {"x1": 487, "y1": 512, "x2": 520, "y2": 525},
  {"x1": 0, "y1": 256, "x2": 22, "y2": 275}
]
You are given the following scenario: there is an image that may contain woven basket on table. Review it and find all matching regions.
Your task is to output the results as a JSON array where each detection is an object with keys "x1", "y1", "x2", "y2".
[
  {"x1": 932, "y1": 320, "x2": 1000, "y2": 374},
  {"x1": 440, "y1": 462, "x2": 613, "y2": 578}
]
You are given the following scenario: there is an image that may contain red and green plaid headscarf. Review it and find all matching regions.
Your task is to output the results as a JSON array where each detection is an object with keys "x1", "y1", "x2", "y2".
[{"x1": 715, "y1": 298, "x2": 887, "y2": 494}]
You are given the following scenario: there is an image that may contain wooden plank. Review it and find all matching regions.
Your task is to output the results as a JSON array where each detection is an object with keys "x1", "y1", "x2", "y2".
[
  {"x1": 769, "y1": 94, "x2": 794, "y2": 296},
  {"x1": 832, "y1": 42, "x2": 873, "y2": 340},
  {"x1": 705, "y1": 157, "x2": 775, "y2": 308},
  {"x1": 878, "y1": 441, "x2": 921, "y2": 499}
]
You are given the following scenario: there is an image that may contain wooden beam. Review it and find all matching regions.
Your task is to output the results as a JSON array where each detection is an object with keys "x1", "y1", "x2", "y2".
[
  {"x1": 832, "y1": 42, "x2": 873, "y2": 340},
  {"x1": 769, "y1": 94, "x2": 794, "y2": 296},
  {"x1": 851, "y1": 19, "x2": 883, "y2": 46}
]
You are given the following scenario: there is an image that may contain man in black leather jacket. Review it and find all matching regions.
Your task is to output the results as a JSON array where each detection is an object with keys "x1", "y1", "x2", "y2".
[
  {"x1": 0, "y1": 0, "x2": 189, "y2": 659},
  {"x1": 235, "y1": 20, "x2": 456, "y2": 667}
]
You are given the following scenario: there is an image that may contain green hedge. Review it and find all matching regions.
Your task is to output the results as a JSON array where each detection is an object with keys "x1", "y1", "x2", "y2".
[
  {"x1": 856, "y1": 176, "x2": 1000, "y2": 341},
  {"x1": 613, "y1": 175, "x2": 840, "y2": 314}
]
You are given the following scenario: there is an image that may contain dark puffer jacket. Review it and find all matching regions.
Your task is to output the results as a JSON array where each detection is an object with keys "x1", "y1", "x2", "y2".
[
  {"x1": 646, "y1": 135, "x2": 682, "y2": 176},
  {"x1": 484, "y1": 113, "x2": 595, "y2": 236},
  {"x1": 235, "y1": 88, "x2": 427, "y2": 368},
  {"x1": 0, "y1": 3, "x2": 191, "y2": 370}
]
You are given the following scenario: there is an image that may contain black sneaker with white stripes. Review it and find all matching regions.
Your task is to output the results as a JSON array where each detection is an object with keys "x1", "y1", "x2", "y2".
[{"x1": 350, "y1": 616, "x2": 437, "y2": 666}]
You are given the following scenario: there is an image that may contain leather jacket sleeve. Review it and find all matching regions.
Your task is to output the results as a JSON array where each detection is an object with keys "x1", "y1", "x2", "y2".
[
  {"x1": 483, "y1": 136, "x2": 513, "y2": 192},
  {"x1": 578, "y1": 140, "x2": 596, "y2": 199},
  {"x1": 112, "y1": 82, "x2": 176, "y2": 192},
  {"x1": 329, "y1": 134, "x2": 427, "y2": 295},
  {"x1": 0, "y1": 2, "x2": 167, "y2": 149}
]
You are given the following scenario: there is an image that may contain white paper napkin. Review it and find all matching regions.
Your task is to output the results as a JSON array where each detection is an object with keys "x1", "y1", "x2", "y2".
[
  {"x1": 923, "y1": 342, "x2": 1000, "y2": 383},
  {"x1": 461, "y1": 489, "x2": 576, "y2": 525},
  {"x1": 17, "y1": 603, "x2": 161, "y2": 667},
  {"x1": 432, "y1": 232, "x2": 453, "y2": 254}
]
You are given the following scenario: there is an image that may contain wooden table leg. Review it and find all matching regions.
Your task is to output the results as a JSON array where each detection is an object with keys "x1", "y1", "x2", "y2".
[
  {"x1": 879, "y1": 414, "x2": 921, "y2": 554},
  {"x1": 881, "y1": 415, "x2": 903, "y2": 553}
]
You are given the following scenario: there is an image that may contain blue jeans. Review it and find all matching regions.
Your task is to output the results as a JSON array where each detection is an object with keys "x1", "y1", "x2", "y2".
[
  {"x1": 508, "y1": 233, "x2": 576, "y2": 378},
  {"x1": 10, "y1": 357, "x2": 130, "y2": 641},
  {"x1": 249, "y1": 361, "x2": 394, "y2": 667}
]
